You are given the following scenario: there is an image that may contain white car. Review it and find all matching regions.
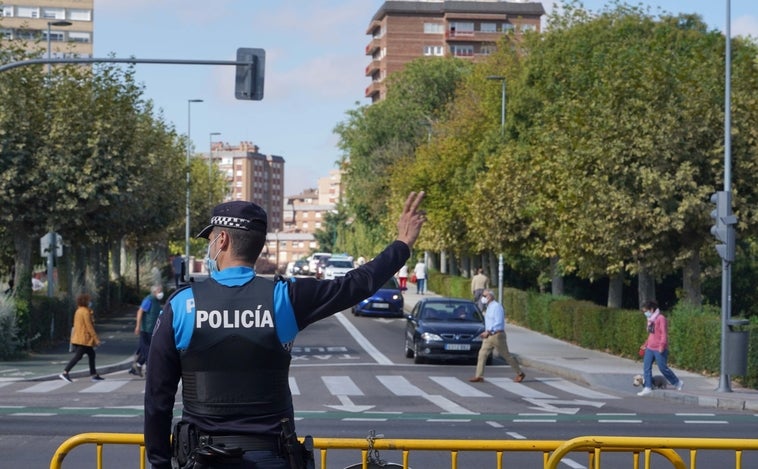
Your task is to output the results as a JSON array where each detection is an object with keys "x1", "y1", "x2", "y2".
[{"x1": 321, "y1": 257, "x2": 354, "y2": 280}]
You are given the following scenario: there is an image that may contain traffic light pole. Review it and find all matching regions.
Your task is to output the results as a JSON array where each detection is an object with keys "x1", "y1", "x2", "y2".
[{"x1": 716, "y1": 0, "x2": 734, "y2": 393}]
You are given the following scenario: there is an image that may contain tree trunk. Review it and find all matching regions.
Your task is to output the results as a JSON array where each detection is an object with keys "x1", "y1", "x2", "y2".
[
  {"x1": 637, "y1": 265, "x2": 656, "y2": 307},
  {"x1": 461, "y1": 254, "x2": 471, "y2": 278},
  {"x1": 682, "y1": 251, "x2": 702, "y2": 306},
  {"x1": 607, "y1": 271, "x2": 623, "y2": 308},
  {"x1": 550, "y1": 256, "x2": 564, "y2": 296},
  {"x1": 439, "y1": 250, "x2": 447, "y2": 274},
  {"x1": 13, "y1": 232, "x2": 34, "y2": 349}
]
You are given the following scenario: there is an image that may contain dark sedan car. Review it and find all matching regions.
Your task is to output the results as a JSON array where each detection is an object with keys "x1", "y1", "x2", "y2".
[
  {"x1": 404, "y1": 297, "x2": 489, "y2": 364},
  {"x1": 352, "y1": 277, "x2": 404, "y2": 317}
]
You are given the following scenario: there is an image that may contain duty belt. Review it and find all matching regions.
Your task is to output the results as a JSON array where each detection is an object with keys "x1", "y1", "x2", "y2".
[{"x1": 199, "y1": 434, "x2": 280, "y2": 452}]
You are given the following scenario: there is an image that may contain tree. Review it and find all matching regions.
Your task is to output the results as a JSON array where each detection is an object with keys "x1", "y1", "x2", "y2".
[{"x1": 334, "y1": 57, "x2": 471, "y2": 256}]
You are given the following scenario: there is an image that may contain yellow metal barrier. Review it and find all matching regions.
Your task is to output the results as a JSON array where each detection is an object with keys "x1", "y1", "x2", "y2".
[
  {"x1": 49, "y1": 432, "x2": 755, "y2": 469},
  {"x1": 545, "y1": 436, "x2": 758, "y2": 469}
]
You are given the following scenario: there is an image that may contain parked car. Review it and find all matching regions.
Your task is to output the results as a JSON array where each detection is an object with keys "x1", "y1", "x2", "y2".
[
  {"x1": 352, "y1": 277, "x2": 404, "y2": 317},
  {"x1": 321, "y1": 256, "x2": 354, "y2": 280},
  {"x1": 404, "y1": 297, "x2": 489, "y2": 365}
]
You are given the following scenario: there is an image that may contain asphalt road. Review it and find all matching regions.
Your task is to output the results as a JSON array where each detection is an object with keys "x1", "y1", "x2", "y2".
[{"x1": 2, "y1": 310, "x2": 757, "y2": 468}]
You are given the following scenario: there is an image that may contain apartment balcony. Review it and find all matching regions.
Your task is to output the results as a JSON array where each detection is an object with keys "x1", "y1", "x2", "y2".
[
  {"x1": 365, "y1": 59, "x2": 381, "y2": 77},
  {"x1": 445, "y1": 30, "x2": 503, "y2": 42},
  {"x1": 365, "y1": 81, "x2": 382, "y2": 99},
  {"x1": 365, "y1": 38, "x2": 380, "y2": 56}
]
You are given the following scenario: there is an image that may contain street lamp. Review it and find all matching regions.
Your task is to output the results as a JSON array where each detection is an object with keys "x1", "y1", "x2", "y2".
[
  {"x1": 46, "y1": 20, "x2": 72, "y2": 74},
  {"x1": 209, "y1": 132, "x2": 221, "y2": 207},
  {"x1": 185, "y1": 99, "x2": 204, "y2": 281},
  {"x1": 486, "y1": 75, "x2": 506, "y2": 303},
  {"x1": 486, "y1": 75, "x2": 506, "y2": 136}
]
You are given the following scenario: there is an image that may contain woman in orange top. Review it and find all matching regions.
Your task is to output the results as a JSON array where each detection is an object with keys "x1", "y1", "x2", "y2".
[{"x1": 59, "y1": 293, "x2": 104, "y2": 382}]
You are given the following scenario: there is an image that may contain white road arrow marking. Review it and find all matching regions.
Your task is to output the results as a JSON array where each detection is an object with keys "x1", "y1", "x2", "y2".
[
  {"x1": 524, "y1": 398, "x2": 605, "y2": 415},
  {"x1": 325, "y1": 395, "x2": 375, "y2": 413}
]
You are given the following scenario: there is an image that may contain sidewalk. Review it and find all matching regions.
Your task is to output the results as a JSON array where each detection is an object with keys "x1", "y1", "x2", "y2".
[{"x1": 2, "y1": 289, "x2": 757, "y2": 412}]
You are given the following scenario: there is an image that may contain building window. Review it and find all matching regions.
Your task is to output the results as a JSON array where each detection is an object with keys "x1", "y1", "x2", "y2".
[
  {"x1": 423, "y1": 45, "x2": 444, "y2": 56},
  {"x1": 521, "y1": 23, "x2": 537, "y2": 32},
  {"x1": 69, "y1": 9, "x2": 92, "y2": 21},
  {"x1": 450, "y1": 22, "x2": 474, "y2": 37},
  {"x1": 480, "y1": 45, "x2": 497, "y2": 56},
  {"x1": 423, "y1": 23, "x2": 444, "y2": 34},
  {"x1": 2, "y1": 6, "x2": 13, "y2": 17},
  {"x1": 481, "y1": 23, "x2": 497, "y2": 33},
  {"x1": 16, "y1": 7, "x2": 39, "y2": 18},
  {"x1": 41, "y1": 7, "x2": 65, "y2": 19},
  {"x1": 502, "y1": 23, "x2": 514, "y2": 32},
  {"x1": 451, "y1": 45, "x2": 474, "y2": 57}
]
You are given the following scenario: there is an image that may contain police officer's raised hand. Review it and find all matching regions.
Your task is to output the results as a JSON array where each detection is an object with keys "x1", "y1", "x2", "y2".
[{"x1": 397, "y1": 191, "x2": 426, "y2": 249}]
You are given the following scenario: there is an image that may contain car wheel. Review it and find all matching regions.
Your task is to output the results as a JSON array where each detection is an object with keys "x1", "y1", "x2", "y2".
[
  {"x1": 413, "y1": 342, "x2": 424, "y2": 364},
  {"x1": 352, "y1": 307, "x2": 359, "y2": 316},
  {"x1": 404, "y1": 336, "x2": 414, "y2": 358}
]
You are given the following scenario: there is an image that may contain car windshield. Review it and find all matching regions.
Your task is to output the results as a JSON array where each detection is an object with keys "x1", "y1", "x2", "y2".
[
  {"x1": 382, "y1": 278, "x2": 399, "y2": 290},
  {"x1": 421, "y1": 302, "x2": 482, "y2": 322},
  {"x1": 328, "y1": 260, "x2": 353, "y2": 268}
]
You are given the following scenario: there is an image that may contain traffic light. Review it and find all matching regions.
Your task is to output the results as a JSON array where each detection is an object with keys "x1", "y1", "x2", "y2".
[
  {"x1": 235, "y1": 47, "x2": 265, "y2": 101},
  {"x1": 709, "y1": 191, "x2": 737, "y2": 262}
]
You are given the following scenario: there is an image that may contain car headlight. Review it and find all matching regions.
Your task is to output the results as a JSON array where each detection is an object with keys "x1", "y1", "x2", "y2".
[
  {"x1": 472, "y1": 335, "x2": 483, "y2": 342},
  {"x1": 421, "y1": 332, "x2": 443, "y2": 342},
  {"x1": 391, "y1": 294, "x2": 400, "y2": 300}
]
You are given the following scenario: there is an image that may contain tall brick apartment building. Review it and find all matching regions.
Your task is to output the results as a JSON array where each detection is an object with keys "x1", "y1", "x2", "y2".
[{"x1": 366, "y1": 0, "x2": 545, "y2": 101}]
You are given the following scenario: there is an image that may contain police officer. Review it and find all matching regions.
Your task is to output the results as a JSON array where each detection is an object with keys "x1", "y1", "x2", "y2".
[{"x1": 144, "y1": 191, "x2": 427, "y2": 469}]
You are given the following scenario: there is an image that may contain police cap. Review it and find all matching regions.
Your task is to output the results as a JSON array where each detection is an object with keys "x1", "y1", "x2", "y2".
[{"x1": 196, "y1": 201, "x2": 268, "y2": 238}]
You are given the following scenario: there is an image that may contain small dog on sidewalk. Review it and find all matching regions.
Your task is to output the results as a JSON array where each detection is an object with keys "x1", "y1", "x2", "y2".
[{"x1": 633, "y1": 374, "x2": 667, "y2": 389}]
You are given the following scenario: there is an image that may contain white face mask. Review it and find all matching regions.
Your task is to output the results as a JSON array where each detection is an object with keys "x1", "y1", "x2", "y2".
[
  {"x1": 156, "y1": 291, "x2": 164, "y2": 300},
  {"x1": 643, "y1": 310, "x2": 652, "y2": 318},
  {"x1": 481, "y1": 296, "x2": 489, "y2": 305}
]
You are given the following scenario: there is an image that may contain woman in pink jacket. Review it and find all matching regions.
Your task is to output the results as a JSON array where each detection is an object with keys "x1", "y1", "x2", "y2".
[{"x1": 637, "y1": 299, "x2": 683, "y2": 396}]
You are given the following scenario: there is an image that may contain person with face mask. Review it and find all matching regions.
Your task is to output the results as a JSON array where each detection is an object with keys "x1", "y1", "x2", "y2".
[
  {"x1": 129, "y1": 284, "x2": 164, "y2": 377},
  {"x1": 144, "y1": 192, "x2": 427, "y2": 469},
  {"x1": 637, "y1": 299, "x2": 683, "y2": 396},
  {"x1": 469, "y1": 289, "x2": 525, "y2": 384}
]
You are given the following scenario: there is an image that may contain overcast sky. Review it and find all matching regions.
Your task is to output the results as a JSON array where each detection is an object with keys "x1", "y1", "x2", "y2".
[{"x1": 93, "y1": 1, "x2": 757, "y2": 195}]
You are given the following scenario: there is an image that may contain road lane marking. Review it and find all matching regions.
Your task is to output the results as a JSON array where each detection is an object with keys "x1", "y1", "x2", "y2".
[
  {"x1": 429, "y1": 377, "x2": 490, "y2": 397},
  {"x1": 377, "y1": 375, "x2": 425, "y2": 396},
  {"x1": 488, "y1": 378, "x2": 556, "y2": 398},
  {"x1": 18, "y1": 381, "x2": 68, "y2": 393},
  {"x1": 334, "y1": 312, "x2": 393, "y2": 365},
  {"x1": 289, "y1": 377, "x2": 300, "y2": 395},
  {"x1": 323, "y1": 376, "x2": 363, "y2": 395},
  {"x1": 81, "y1": 380, "x2": 129, "y2": 393},
  {"x1": 536, "y1": 378, "x2": 619, "y2": 399}
]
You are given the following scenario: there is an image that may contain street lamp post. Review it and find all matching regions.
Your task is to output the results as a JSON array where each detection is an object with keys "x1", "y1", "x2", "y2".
[
  {"x1": 209, "y1": 132, "x2": 221, "y2": 208},
  {"x1": 486, "y1": 75, "x2": 506, "y2": 303},
  {"x1": 486, "y1": 75, "x2": 506, "y2": 136},
  {"x1": 45, "y1": 20, "x2": 71, "y2": 298},
  {"x1": 185, "y1": 99, "x2": 204, "y2": 281}
]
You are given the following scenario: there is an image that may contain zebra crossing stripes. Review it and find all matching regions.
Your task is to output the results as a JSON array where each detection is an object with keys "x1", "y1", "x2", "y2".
[
  {"x1": 429, "y1": 376, "x2": 489, "y2": 397},
  {"x1": 17, "y1": 380, "x2": 69, "y2": 393},
  {"x1": 80, "y1": 380, "x2": 129, "y2": 393},
  {"x1": 537, "y1": 377, "x2": 620, "y2": 399},
  {"x1": 487, "y1": 378, "x2": 556, "y2": 398}
]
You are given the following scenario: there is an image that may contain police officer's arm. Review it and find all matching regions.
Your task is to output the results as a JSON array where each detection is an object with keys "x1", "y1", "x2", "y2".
[
  {"x1": 289, "y1": 191, "x2": 426, "y2": 327},
  {"x1": 144, "y1": 306, "x2": 181, "y2": 469}
]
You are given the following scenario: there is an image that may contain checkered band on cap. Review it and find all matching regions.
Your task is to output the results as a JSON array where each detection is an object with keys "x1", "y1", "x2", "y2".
[{"x1": 210, "y1": 215, "x2": 253, "y2": 230}]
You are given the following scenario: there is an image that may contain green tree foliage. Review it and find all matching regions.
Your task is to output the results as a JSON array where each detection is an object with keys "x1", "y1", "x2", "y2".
[
  {"x1": 0, "y1": 44, "x2": 187, "y2": 312},
  {"x1": 334, "y1": 57, "x2": 471, "y2": 256}
]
